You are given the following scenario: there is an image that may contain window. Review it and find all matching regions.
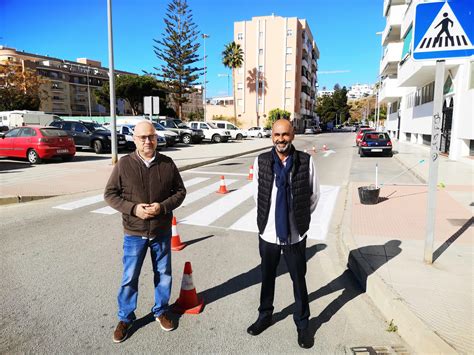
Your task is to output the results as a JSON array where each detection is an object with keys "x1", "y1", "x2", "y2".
[
  {"x1": 74, "y1": 123, "x2": 88, "y2": 133},
  {"x1": 216, "y1": 123, "x2": 225, "y2": 129},
  {"x1": 258, "y1": 65, "x2": 263, "y2": 72},
  {"x1": 287, "y1": 29, "x2": 293, "y2": 36},
  {"x1": 238, "y1": 99, "x2": 243, "y2": 107},
  {"x1": 237, "y1": 83, "x2": 243, "y2": 90},
  {"x1": 285, "y1": 81, "x2": 291, "y2": 88},
  {"x1": 259, "y1": 49, "x2": 264, "y2": 55},
  {"x1": 5, "y1": 128, "x2": 21, "y2": 137},
  {"x1": 286, "y1": 47, "x2": 293, "y2": 55},
  {"x1": 401, "y1": 26, "x2": 413, "y2": 60},
  {"x1": 199, "y1": 123, "x2": 209, "y2": 129},
  {"x1": 286, "y1": 64, "x2": 292, "y2": 71},
  {"x1": 237, "y1": 33, "x2": 243, "y2": 40},
  {"x1": 190, "y1": 123, "x2": 197, "y2": 129},
  {"x1": 122, "y1": 127, "x2": 130, "y2": 135},
  {"x1": 19, "y1": 127, "x2": 36, "y2": 137},
  {"x1": 62, "y1": 122, "x2": 73, "y2": 130}
]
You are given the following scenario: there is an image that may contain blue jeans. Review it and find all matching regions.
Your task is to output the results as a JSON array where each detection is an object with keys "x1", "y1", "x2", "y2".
[{"x1": 117, "y1": 234, "x2": 172, "y2": 323}]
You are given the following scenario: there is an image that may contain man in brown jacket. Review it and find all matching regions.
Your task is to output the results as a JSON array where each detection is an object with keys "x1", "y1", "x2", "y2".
[{"x1": 104, "y1": 120, "x2": 186, "y2": 343}]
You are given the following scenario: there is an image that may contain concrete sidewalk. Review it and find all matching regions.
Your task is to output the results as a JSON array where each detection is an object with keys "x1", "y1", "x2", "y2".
[{"x1": 341, "y1": 140, "x2": 473, "y2": 354}]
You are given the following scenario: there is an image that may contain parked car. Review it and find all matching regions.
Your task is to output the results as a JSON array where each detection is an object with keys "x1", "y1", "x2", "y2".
[
  {"x1": 49, "y1": 120, "x2": 127, "y2": 153},
  {"x1": 355, "y1": 127, "x2": 375, "y2": 146},
  {"x1": 158, "y1": 118, "x2": 204, "y2": 144},
  {"x1": 248, "y1": 126, "x2": 271, "y2": 138},
  {"x1": 116, "y1": 124, "x2": 166, "y2": 151},
  {"x1": 152, "y1": 122, "x2": 180, "y2": 147},
  {"x1": 0, "y1": 126, "x2": 76, "y2": 164},
  {"x1": 359, "y1": 131, "x2": 393, "y2": 157},
  {"x1": 212, "y1": 120, "x2": 248, "y2": 140},
  {"x1": 188, "y1": 121, "x2": 231, "y2": 143},
  {"x1": 304, "y1": 126, "x2": 322, "y2": 134}
]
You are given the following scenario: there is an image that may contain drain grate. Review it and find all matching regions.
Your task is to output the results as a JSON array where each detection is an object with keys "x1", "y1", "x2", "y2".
[{"x1": 350, "y1": 345, "x2": 409, "y2": 355}]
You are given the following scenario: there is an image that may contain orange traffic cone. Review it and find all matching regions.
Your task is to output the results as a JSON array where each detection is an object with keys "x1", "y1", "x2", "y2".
[
  {"x1": 171, "y1": 216, "x2": 186, "y2": 251},
  {"x1": 217, "y1": 175, "x2": 228, "y2": 194},
  {"x1": 173, "y1": 262, "x2": 204, "y2": 314},
  {"x1": 323, "y1": 144, "x2": 328, "y2": 151},
  {"x1": 247, "y1": 165, "x2": 254, "y2": 181}
]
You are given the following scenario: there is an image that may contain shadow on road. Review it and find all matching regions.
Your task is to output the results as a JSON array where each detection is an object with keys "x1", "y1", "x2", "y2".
[
  {"x1": 272, "y1": 240, "x2": 402, "y2": 346},
  {"x1": 0, "y1": 160, "x2": 34, "y2": 172}
]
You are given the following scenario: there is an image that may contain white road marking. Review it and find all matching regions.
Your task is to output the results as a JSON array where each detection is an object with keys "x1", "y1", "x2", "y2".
[
  {"x1": 323, "y1": 150, "x2": 335, "y2": 157},
  {"x1": 91, "y1": 206, "x2": 117, "y2": 215},
  {"x1": 53, "y1": 194, "x2": 103, "y2": 210},
  {"x1": 182, "y1": 182, "x2": 254, "y2": 226},
  {"x1": 230, "y1": 207, "x2": 258, "y2": 232},
  {"x1": 180, "y1": 179, "x2": 238, "y2": 207},
  {"x1": 182, "y1": 170, "x2": 248, "y2": 176},
  {"x1": 183, "y1": 177, "x2": 210, "y2": 188},
  {"x1": 307, "y1": 185, "x2": 340, "y2": 241}
]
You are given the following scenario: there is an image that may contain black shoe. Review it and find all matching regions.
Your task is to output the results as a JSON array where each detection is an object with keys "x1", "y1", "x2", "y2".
[
  {"x1": 246, "y1": 317, "x2": 272, "y2": 336},
  {"x1": 297, "y1": 328, "x2": 314, "y2": 349}
]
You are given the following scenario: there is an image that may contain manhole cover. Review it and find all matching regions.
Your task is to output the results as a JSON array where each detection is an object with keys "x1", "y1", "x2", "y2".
[{"x1": 349, "y1": 345, "x2": 409, "y2": 355}]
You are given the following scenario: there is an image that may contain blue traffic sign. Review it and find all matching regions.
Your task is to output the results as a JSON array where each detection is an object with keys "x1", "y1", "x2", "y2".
[{"x1": 413, "y1": 0, "x2": 474, "y2": 60}]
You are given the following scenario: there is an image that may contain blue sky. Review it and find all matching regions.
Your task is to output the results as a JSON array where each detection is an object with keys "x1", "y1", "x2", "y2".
[{"x1": 1, "y1": 0, "x2": 385, "y2": 97}]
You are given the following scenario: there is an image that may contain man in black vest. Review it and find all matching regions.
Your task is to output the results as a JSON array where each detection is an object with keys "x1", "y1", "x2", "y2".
[{"x1": 247, "y1": 119, "x2": 320, "y2": 349}]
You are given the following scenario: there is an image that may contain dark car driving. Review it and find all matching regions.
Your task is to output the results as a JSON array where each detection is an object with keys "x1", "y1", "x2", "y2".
[{"x1": 359, "y1": 131, "x2": 393, "y2": 157}]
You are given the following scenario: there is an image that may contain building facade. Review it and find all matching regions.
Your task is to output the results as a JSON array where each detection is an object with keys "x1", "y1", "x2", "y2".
[
  {"x1": 233, "y1": 15, "x2": 319, "y2": 131},
  {"x1": 0, "y1": 46, "x2": 136, "y2": 116},
  {"x1": 379, "y1": 0, "x2": 474, "y2": 160},
  {"x1": 347, "y1": 83, "x2": 374, "y2": 100}
]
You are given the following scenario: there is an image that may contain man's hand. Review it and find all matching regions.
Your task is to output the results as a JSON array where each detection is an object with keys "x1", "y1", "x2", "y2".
[
  {"x1": 144, "y1": 202, "x2": 161, "y2": 216},
  {"x1": 135, "y1": 203, "x2": 154, "y2": 220}
]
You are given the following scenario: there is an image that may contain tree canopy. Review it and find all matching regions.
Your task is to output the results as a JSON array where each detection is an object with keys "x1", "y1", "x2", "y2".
[
  {"x1": 0, "y1": 62, "x2": 46, "y2": 111},
  {"x1": 151, "y1": 0, "x2": 202, "y2": 119},
  {"x1": 222, "y1": 41, "x2": 244, "y2": 122},
  {"x1": 266, "y1": 108, "x2": 291, "y2": 128},
  {"x1": 315, "y1": 85, "x2": 350, "y2": 124}
]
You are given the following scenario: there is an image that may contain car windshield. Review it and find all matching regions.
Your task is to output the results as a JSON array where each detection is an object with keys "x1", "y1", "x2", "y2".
[
  {"x1": 40, "y1": 128, "x2": 69, "y2": 137},
  {"x1": 177, "y1": 122, "x2": 188, "y2": 128},
  {"x1": 364, "y1": 132, "x2": 389, "y2": 142},
  {"x1": 84, "y1": 122, "x2": 107, "y2": 131},
  {"x1": 207, "y1": 122, "x2": 218, "y2": 129},
  {"x1": 153, "y1": 123, "x2": 166, "y2": 131}
]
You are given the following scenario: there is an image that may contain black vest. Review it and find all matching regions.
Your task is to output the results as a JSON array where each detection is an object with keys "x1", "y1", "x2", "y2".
[{"x1": 257, "y1": 148, "x2": 312, "y2": 236}]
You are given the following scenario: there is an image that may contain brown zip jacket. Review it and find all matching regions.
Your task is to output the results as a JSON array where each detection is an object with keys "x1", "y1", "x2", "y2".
[{"x1": 104, "y1": 151, "x2": 186, "y2": 238}]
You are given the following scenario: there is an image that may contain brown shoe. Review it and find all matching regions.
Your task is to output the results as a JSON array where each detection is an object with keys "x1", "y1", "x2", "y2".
[
  {"x1": 156, "y1": 312, "x2": 175, "y2": 331},
  {"x1": 113, "y1": 321, "x2": 132, "y2": 343}
]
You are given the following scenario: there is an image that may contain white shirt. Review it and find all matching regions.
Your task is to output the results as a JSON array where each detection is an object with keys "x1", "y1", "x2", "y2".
[
  {"x1": 253, "y1": 154, "x2": 320, "y2": 245},
  {"x1": 136, "y1": 151, "x2": 156, "y2": 168}
]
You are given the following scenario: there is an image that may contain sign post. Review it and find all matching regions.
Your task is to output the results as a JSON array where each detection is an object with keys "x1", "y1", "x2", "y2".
[{"x1": 413, "y1": 0, "x2": 473, "y2": 263}]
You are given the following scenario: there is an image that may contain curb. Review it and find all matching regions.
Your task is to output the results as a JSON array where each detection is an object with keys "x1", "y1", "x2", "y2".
[
  {"x1": 0, "y1": 145, "x2": 271, "y2": 206},
  {"x1": 338, "y1": 182, "x2": 457, "y2": 354},
  {"x1": 393, "y1": 152, "x2": 427, "y2": 185}
]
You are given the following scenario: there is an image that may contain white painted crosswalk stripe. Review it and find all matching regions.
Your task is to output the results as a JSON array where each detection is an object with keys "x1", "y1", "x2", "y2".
[
  {"x1": 182, "y1": 182, "x2": 254, "y2": 226},
  {"x1": 230, "y1": 207, "x2": 257, "y2": 232},
  {"x1": 183, "y1": 177, "x2": 210, "y2": 188},
  {"x1": 307, "y1": 185, "x2": 340, "y2": 241},
  {"x1": 180, "y1": 179, "x2": 238, "y2": 207},
  {"x1": 91, "y1": 206, "x2": 117, "y2": 215},
  {"x1": 53, "y1": 194, "x2": 103, "y2": 210}
]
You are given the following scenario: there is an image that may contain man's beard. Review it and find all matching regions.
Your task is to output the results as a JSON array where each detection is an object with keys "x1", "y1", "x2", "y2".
[{"x1": 274, "y1": 141, "x2": 292, "y2": 153}]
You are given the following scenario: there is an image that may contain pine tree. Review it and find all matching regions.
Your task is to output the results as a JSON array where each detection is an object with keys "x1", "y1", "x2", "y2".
[{"x1": 152, "y1": 0, "x2": 202, "y2": 119}]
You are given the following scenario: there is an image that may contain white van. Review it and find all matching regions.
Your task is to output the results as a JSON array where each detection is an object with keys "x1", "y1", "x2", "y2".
[
  {"x1": 212, "y1": 120, "x2": 248, "y2": 140},
  {"x1": 115, "y1": 117, "x2": 179, "y2": 146},
  {"x1": 0, "y1": 110, "x2": 59, "y2": 128}
]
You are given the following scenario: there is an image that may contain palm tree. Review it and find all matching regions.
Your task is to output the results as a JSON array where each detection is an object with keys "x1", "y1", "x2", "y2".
[{"x1": 222, "y1": 41, "x2": 244, "y2": 123}]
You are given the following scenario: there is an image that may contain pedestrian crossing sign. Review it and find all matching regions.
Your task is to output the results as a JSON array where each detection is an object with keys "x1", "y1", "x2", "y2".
[{"x1": 413, "y1": 0, "x2": 474, "y2": 60}]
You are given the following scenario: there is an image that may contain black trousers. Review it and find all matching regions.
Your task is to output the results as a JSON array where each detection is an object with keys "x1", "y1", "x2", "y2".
[{"x1": 258, "y1": 236, "x2": 309, "y2": 329}]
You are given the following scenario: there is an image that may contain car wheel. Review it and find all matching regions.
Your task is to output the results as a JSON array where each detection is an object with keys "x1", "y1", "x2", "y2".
[
  {"x1": 359, "y1": 148, "x2": 365, "y2": 157},
  {"x1": 27, "y1": 149, "x2": 42, "y2": 164},
  {"x1": 212, "y1": 134, "x2": 222, "y2": 143},
  {"x1": 93, "y1": 140, "x2": 104, "y2": 154},
  {"x1": 61, "y1": 155, "x2": 74, "y2": 162},
  {"x1": 258, "y1": 133, "x2": 262, "y2": 138},
  {"x1": 182, "y1": 134, "x2": 192, "y2": 144},
  {"x1": 236, "y1": 133, "x2": 243, "y2": 140}
]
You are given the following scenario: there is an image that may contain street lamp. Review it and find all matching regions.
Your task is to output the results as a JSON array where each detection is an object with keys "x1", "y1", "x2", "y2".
[
  {"x1": 218, "y1": 73, "x2": 230, "y2": 96},
  {"x1": 202, "y1": 33, "x2": 209, "y2": 121}
]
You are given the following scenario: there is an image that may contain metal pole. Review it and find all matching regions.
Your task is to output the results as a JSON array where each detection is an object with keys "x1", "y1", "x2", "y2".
[
  {"x1": 107, "y1": 0, "x2": 118, "y2": 165},
  {"x1": 424, "y1": 60, "x2": 445, "y2": 264},
  {"x1": 202, "y1": 34, "x2": 209, "y2": 122},
  {"x1": 86, "y1": 66, "x2": 92, "y2": 117}
]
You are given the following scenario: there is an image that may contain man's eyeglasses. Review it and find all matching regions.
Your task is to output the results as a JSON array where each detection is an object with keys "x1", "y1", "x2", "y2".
[{"x1": 135, "y1": 135, "x2": 157, "y2": 142}]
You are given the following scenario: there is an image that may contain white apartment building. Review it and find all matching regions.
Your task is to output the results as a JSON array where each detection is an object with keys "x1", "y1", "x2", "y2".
[
  {"x1": 379, "y1": 0, "x2": 474, "y2": 160},
  {"x1": 317, "y1": 89, "x2": 334, "y2": 97},
  {"x1": 347, "y1": 83, "x2": 374, "y2": 100},
  {"x1": 234, "y1": 15, "x2": 319, "y2": 131}
]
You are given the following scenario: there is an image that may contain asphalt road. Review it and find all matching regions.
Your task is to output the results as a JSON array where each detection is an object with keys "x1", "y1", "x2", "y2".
[{"x1": 0, "y1": 133, "x2": 415, "y2": 353}]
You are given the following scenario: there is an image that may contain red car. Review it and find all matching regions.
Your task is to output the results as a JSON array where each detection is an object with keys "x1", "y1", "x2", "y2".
[
  {"x1": 355, "y1": 127, "x2": 374, "y2": 146},
  {"x1": 0, "y1": 126, "x2": 76, "y2": 164}
]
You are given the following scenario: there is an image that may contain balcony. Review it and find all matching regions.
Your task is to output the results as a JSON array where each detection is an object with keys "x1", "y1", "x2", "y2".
[
  {"x1": 383, "y1": 0, "x2": 407, "y2": 17},
  {"x1": 401, "y1": 0, "x2": 416, "y2": 38},
  {"x1": 379, "y1": 77, "x2": 404, "y2": 103},
  {"x1": 380, "y1": 42, "x2": 403, "y2": 76},
  {"x1": 381, "y1": 4, "x2": 406, "y2": 45}
]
